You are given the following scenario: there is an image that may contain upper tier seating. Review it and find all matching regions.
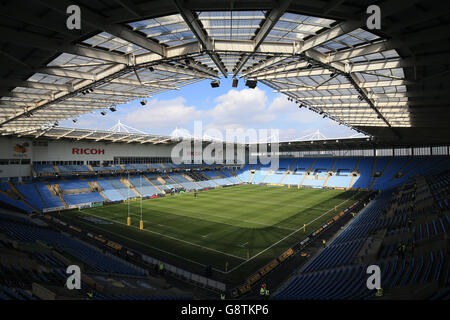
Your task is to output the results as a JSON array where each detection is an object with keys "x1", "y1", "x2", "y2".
[
  {"x1": 33, "y1": 164, "x2": 56, "y2": 175},
  {"x1": 58, "y1": 165, "x2": 91, "y2": 173}
]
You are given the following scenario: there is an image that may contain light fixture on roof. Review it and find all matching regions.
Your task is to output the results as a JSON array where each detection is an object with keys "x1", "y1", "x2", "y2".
[
  {"x1": 245, "y1": 79, "x2": 257, "y2": 89},
  {"x1": 81, "y1": 91, "x2": 86, "y2": 95},
  {"x1": 109, "y1": 106, "x2": 117, "y2": 112},
  {"x1": 232, "y1": 78, "x2": 238, "y2": 88},
  {"x1": 330, "y1": 72, "x2": 336, "y2": 78},
  {"x1": 299, "y1": 104, "x2": 306, "y2": 108},
  {"x1": 54, "y1": 121, "x2": 59, "y2": 127},
  {"x1": 148, "y1": 66, "x2": 154, "y2": 72},
  {"x1": 306, "y1": 63, "x2": 313, "y2": 69},
  {"x1": 72, "y1": 119, "x2": 78, "y2": 123},
  {"x1": 140, "y1": 100, "x2": 147, "y2": 106},
  {"x1": 101, "y1": 111, "x2": 107, "y2": 116},
  {"x1": 210, "y1": 80, "x2": 220, "y2": 88},
  {"x1": 357, "y1": 95, "x2": 364, "y2": 101}
]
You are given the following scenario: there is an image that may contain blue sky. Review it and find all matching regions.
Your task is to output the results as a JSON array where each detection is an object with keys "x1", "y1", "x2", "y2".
[{"x1": 60, "y1": 77, "x2": 357, "y2": 141}]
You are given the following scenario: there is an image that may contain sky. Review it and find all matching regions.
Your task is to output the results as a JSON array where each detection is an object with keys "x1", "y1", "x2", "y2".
[{"x1": 59, "y1": 77, "x2": 358, "y2": 142}]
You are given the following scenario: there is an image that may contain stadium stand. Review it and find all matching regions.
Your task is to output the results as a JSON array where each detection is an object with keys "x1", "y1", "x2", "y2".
[
  {"x1": 3, "y1": 157, "x2": 450, "y2": 214},
  {"x1": 274, "y1": 172, "x2": 450, "y2": 300},
  {"x1": 0, "y1": 212, "x2": 193, "y2": 300}
]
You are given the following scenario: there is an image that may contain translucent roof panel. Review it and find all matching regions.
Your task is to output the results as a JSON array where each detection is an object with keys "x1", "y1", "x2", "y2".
[
  {"x1": 82, "y1": 32, "x2": 148, "y2": 55},
  {"x1": 268, "y1": 12, "x2": 335, "y2": 42},
  {"x1": 198, "y1": 11, "x2": 265, "y2": 41},
  {"x1": 128, "y1": 14, "x2": 196, "y2": 47}
]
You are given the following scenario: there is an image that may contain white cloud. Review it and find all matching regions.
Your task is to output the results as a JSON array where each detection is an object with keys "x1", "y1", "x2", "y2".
[
  {"x1": 125, "y1": 97, "x2": 202, "y2": 130},
  {"x1": 208, "y1": 88, "x2": 273, "y2": 127},
  {"x1": 267, "y1": 95, "x2": 295, "y2": 113}
]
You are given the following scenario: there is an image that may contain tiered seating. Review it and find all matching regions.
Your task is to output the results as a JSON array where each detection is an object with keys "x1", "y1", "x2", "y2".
[
  {"x1": 32, "y1": 164, "x2": 56, "y2": 175},
  {"x1": 169, "y1": 174, "x2": 202, "y2": 190},
  {"x1": 58, "y1": 165, "x2": 91, "y2": 173},
  {"x1": 62, "y1": 192, "x2": 104, "y2": 206},
  {"x1": 252, "y1": 164, "x2": 271, "y2": 184},
  {"x1": 328, "y1": 175, "x2": 353, "y2": 188},
  {"x1": 202, "y1": 171, "x2": 232, "y2": 186},
  {"x1": 145, "y1": 174, "x2": 170, "y2": 192},
  {"x1": 275, "y1": 172, "x2": 450, "y2": 300},
  {"x1": 236, "y1": 165, "x2": 251, "y2": 182},
  {"x1": 96, "y1": 179, "x2": 124, "y2": 201},
  {"x1": 92, "y1": 165, "x2": 123, "y2": 172},
  {"x1": 58, "y1": 180, "x2": 90, "y2": 190},
  {"x1": 108, "y1": 177, "x2": 131, "y2": 199},
  {"x1": 275, "y1": 190, "x2": 394, "y2": 299},
  {"x1": 123, "y1": 164, "x2": 149, "y2": 171},
  {"x1": 14, "y1": 183, "x2": 45, "y2": 210},
  {"x1": 352, "y1": 158, "x2": 374, "y2": 189},
  {"x1": 262, "y1": 159, "x2": 295, "y2": 184},
  {"x1": 149, "y1": 163, "x2": 164, "y2": 170},
  {"x1": 372, "y1": 157, "x2": 408, "y2": 190},
  {"x1": 0, "y1": 193, "x2": 32, "y2": 212},
  {"x1": 219, "y1": 170, "x2": 240, "y2": 184},
  {"x1": 128, "y1": 176, "x2": 161, "y2": 197},
  {"x1": 302, "y1": 177, "x2": 326, "y2": 187},
  {"x1": 0, "y1": 217, "x2": 145, "y2": 276}
]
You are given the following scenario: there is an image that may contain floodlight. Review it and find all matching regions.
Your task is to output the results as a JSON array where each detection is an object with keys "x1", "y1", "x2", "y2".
[
  {"x1": 140, "y1": 100, "x2": 147, "y2": 106},
  {"x1": 210, "y1": 80, "x2": 220, "y2": 88},
  {"x1": 101, "y1": 111, "x2": 107, "y2": 116},
  {"x1": 245, "y1": 79, "x2": 257, "y2": 89},
  {"x1": 232, "y1": 78, "x2": 238, "y2": 88}
]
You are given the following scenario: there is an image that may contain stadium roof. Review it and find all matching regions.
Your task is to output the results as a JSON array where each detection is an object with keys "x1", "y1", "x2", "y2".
[{"x1": 0, "y1": 0, "x2": 449, "y2": 144}]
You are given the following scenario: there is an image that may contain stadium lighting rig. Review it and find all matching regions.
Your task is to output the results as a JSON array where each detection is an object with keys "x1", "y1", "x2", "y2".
[
  {"x1": 245, "y1": 79, "x2": 257, "y2": 89},
  {"x1": 210, "y1": 80, "x2": 220, "y2": 88},
  {"x1": 140, "y1": 100, "x2": 147, "y2": 106}
]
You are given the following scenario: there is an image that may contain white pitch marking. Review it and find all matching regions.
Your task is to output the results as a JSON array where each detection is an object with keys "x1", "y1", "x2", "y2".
[
  {"x1": 225, "y1": 197, "x2": 354, "y2": 273},
  {"x1": 78, "y1": 210, "x2": 247, "y2": 261},
  {"x1": 238, "y1": 242, "x2": 248, "y2": 248}
]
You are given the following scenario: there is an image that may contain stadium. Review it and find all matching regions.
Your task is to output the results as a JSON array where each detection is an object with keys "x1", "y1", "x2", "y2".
[{"x1": 0, "y1": 0, "x2": 449, "y2": 305}]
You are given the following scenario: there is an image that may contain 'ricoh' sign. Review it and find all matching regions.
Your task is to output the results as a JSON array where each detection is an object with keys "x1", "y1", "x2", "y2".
[{"x1": 72, "y1": 148, "x2": 105, "y2": 155}]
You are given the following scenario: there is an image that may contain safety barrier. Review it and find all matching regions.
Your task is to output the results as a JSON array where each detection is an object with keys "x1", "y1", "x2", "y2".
[{"x1": 141, "y1": 254, "x2": 226, "y2": 292}]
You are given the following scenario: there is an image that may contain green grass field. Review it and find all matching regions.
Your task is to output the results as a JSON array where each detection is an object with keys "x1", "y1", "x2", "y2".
[{"x1": 54, "y1": 184, "x2": 364, "y2": 283}]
